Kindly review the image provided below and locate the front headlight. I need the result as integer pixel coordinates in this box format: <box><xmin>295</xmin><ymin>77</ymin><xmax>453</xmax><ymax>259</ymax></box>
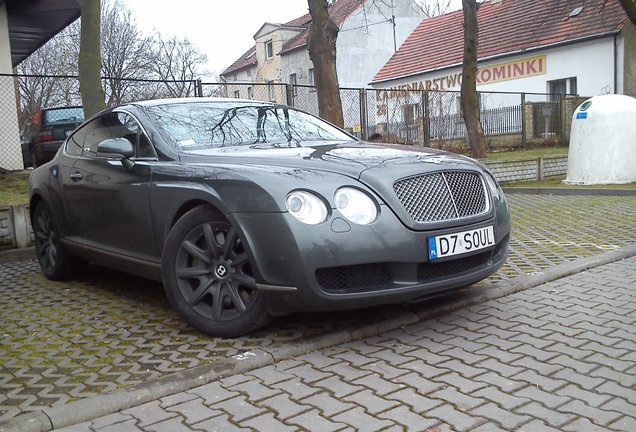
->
<box><xmin>334</xmin><ymin>187</ymin><xmax>378</xmax><ymax>225</ymax></box>
<box><xmin>286</xmin><ymin>191</ymin><xmax>328</xmax><ymax>225</ymax></box>
<box><xmin>484</xmin><ymin>172</ymin><xmax>501</xmax><ymax>200</ymax></box>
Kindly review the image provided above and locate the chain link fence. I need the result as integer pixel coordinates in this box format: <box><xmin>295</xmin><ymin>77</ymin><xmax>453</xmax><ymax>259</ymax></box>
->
<box><xmin>1</xmin><ymin>73</ymin><xmax>584</xmax><ymax>172</ymax></box>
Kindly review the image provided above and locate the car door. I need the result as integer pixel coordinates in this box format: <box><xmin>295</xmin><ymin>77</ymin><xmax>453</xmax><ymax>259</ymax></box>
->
<box><xmin>62</xmin><ymin>111</ymin><xmax>159</xmax><ymax>262</ymax></box>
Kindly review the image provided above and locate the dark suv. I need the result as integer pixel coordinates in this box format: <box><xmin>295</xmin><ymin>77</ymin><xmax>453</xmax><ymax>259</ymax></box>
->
<box><xmin>23</xmin><ymin>106</ymin><xmax>84</xmax><ymax>167</ymax></box>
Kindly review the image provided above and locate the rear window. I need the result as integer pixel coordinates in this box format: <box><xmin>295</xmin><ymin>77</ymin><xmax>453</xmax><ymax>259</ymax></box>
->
<box><xmin>43</xmin><ymin>108</ymin><xmax>85</xmax><ymax>125</ymax></box>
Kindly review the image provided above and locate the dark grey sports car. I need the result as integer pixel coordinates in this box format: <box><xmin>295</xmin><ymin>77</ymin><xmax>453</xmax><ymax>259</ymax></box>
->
<box><xmin>28</xmin><ymin>98</ymin><xmax>510</xmax><ymax>337</ymax></box>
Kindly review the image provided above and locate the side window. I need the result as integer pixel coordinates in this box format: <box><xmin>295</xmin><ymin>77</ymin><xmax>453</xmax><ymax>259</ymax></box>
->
<box><xmin>65</xmin><ymin>112</ymin><xmax>155</xmax><ymax>159</ymax></box>
<box><xmin>66</xmin><ymin>123</ymin><xmax>90</xmax><ymax>156</ymax></box>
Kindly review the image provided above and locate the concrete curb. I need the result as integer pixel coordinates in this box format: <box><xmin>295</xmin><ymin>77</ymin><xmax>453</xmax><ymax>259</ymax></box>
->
<box><xmin>1</xmin><ymin>244</ymin><xmax>636</xmax><ymax>432</ymax></box>
<box><xmin>0</xmin><ymin>246</ymin><xmax>35</xmax><ymax>264</ymax></box>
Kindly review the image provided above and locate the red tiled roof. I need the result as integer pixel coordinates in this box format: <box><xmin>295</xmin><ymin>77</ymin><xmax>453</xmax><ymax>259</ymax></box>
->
<box><xmin>222</xmin><ymin>0</ymin><xmax>366</xmax><ymax>76</ymax></box>
<box><xmin>373</xmin><ymin>0</ymin><xmax>627</xmax><ymax>83</ymax></box>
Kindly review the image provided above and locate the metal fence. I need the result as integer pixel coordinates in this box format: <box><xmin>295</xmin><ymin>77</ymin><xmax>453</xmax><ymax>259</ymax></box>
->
<box><xmin>1</xmin><ymin>73</ymin><xmax>585</xmax><ymax>172</ymax></box>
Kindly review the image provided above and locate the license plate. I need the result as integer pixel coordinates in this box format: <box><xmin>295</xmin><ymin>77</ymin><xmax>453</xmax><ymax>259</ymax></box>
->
<box><xmin>428</xmin><ymin>226</ymin><xmax>495</xmax><ymax>260</ymax></box>
<box><xmin>65</xmin><ymin>130</ymin><xmax>72</xmax><ymax>137</ymax></box>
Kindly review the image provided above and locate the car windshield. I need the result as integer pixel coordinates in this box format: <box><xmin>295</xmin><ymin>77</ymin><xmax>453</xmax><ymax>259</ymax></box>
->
<box><xmin>145</xmin><ymin>102</ymin><xmax>354</xmax><ymax>152</ymax></box>
<box><xmin>43</xmin><ymin>107</ymin><xmax>84</xmax><ymax>125</ymax></box>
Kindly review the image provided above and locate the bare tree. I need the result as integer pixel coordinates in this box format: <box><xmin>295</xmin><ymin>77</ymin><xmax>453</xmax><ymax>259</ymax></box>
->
<box><xmin>149</xmin><ymin>34</ymin><xmax>208</xmax><ymax>98</ymax></box>
<box><xmin>415</xmin><ymin>0</ymin><xmax>453</xmax><ymax>17</ymax></box>
<box><xmin>460</xmin><ymin>0</ymin><xmax>486</xmax><ymax>158</ymax></box>
<box><xmin>101</xmin><ymin>0</ymin><xmax>155</xmax><ymax>105</ymax></box>
<box><xmin>16</xmin><ymin>24</ymin><xmax>81</xmax><ymax>129</ymax></box>
<box><xmin>78</xmin><ymin>0</ymin><xmax>106</xmax><ymax>117</ymax></box>
<box><xmin>307</xmin><ymin>0</ymin><xmax>345</xmax><ymax>128</ymax></box>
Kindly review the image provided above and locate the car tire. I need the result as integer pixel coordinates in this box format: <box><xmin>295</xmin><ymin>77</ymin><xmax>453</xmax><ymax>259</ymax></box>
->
<box><xmin>32</xmin><ymin>201</ymin><xmax>88</xmax><ymax>280</ymax></box>
<box><xmin>162</xmin><ymin>206</ymin><xmax>274</xmax><ymax>337</ymax></box>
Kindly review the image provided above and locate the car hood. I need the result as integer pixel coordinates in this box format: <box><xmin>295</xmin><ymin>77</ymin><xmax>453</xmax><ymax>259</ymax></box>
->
<box><xmin>179</xmin><ymin>141</ymin><xmax>481</xmax><ymax>180</ymax></box>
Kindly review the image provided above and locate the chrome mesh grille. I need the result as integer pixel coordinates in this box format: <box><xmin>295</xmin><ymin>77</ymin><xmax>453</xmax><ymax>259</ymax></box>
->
<box><xmin>393</xmin><ymin>171</ymin><xmax>488</xmax><ymax>223</ymax></box>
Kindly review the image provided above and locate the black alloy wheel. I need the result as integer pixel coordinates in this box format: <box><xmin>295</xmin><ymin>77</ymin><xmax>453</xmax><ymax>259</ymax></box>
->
<box><xmin>32</xmin><ymin>201</ymin><xmax>87</xmax><ymax>280</ymax></box>
<box><xmin>162</xmin><ymin>206</ymin><xmax>273</xmax><ymax>337</ymax></box>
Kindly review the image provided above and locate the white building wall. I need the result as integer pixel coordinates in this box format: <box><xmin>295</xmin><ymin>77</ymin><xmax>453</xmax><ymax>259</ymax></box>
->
<box><xmin>371</xmin><ymin>36</ymin><xmax>620</xmax><ymax>98</ymax></box>
<box><xmin>336</xmin><ymin>0</ymin><xmax>426</xmax><ymax>88</ymax></box>
<box><xmin>0</xmin><ymin>3</ymin><xmax>23</xmax><ymax>171</ymax></box>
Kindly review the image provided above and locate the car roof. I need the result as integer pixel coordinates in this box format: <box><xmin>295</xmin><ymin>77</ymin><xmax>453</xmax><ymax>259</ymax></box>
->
<box><xmin>127</xmin><ymin>97</ymin><xmax>281</xmax><ymax>108</ymax></box>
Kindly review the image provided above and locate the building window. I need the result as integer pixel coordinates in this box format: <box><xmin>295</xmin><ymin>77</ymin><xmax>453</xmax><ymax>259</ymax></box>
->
<box><xmin>268</xmin><ymin>81</ymin><xmax>276</xmax><ymax>101</ymax></box>
<box><xmin>308</xmin><ymin>68</ymin><xmax>315</xmax><ymax>91</ymax></box>
<box><xmin>403</xmin><ymin>104</ymin><xmax>420</xmax><ymax>126</ymax></box>
<box><xmin>247</xmin><ymin>86</ymin><xmax>253</xmax><ymax>99</ymax></box>
<box><xmin>265</xmin><ymin>40</ymin><xmax>274</xmax><ymax>59</ymax></box>
<box><xmin>234</xmin><ymin>90</ymin><xmax>240</xmax><ymax>99</ymax></box>
<box><xmin>289</xmin><ymin>73</ymin><xmax>298</xmax><ymax>96</ymax></box>
<box><xmin>548</xmin><ymin>77</ymin><xmax>577</xmax><ymax>101</ymax></box>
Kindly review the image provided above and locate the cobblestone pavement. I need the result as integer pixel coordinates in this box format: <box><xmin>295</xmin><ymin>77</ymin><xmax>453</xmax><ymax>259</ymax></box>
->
<box><xmin>55</xmin><ymin>254</ymin><xmax>636</xmax><ymax>432</ymax></box>
<box><xmin>1</xmin><ymin>194</ymin><xmax>635</xmax><ymax>428</ymax></box>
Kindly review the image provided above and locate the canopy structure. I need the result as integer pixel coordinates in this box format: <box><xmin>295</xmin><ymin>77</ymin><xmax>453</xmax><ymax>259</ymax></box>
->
<box><xmin>5</xmin><ymin>0</ymin><xmax>81</xmax><ymax>68</ymax></box>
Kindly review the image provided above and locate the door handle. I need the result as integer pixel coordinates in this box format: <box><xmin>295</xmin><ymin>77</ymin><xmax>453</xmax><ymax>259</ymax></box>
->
<box><xmin>70</xmin><ymin>172</ymin><xmax>83</xmax><ymax>181</ymax></box>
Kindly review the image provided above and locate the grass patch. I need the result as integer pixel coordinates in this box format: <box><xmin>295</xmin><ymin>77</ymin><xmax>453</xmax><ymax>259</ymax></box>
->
<box><xmin>0</xmin><ymin>172</ymin><xmax>30</xmax><ymax>206</ymax></box>
<box><xmin>502</xmin><ymin>175</ymin><xmax>636</xmax><ymax>189</ymax></box>
<box><xmin>479</xmin><ymin>146</ymin><xmax>569</xmax><ymax>162</ymax></box>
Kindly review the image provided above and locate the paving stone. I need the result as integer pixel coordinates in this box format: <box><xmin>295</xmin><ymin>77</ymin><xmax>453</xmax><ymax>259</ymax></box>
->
<box><xmin>96</xmin><ymin>419</ymin><xmax>146</xmax><ymax>432</ymax></box>
<box><xmin>121</xmin><ymin>400</ymin><xmax>179</xmax><ymax>427</ymax></box>
<box><xmin>192</xmin><ymin>413</ymin><xmax>251</xmax><ymax>432</ymax></box>
<box><xmin>342</xmin><ymin>388</ymin><xmax>400</xmax><ymax>414</ymax></box>
<box><xmin>286</xmin><ymin>408</ymin><xmax>348</xmax><ymax>432</ymax></box>
<box><xmin>470</xmin><ymin>402</ymin><xmax>533</xmax><ymax>430</ymax></box>
<box><xmin>513</xmin><ymin>385</ymin><xmax>572</xmax><ymax>409</ymax></box>
<box><xmin>560</xmin><ymin>417</ymin><xmax>610</xmax><ymax>432</ymax></box>
<box><xmin>514</xmin><ymin>401</ymin><xmax>579</xmax><ymax>428</ymax></box>
<box><xmin>270</xmin><ymin>377</ymin><xmax>321</xmax><ymax>400</ymax></box>
<box><xmin>164</xmin><ymin>398</ymin><xmax>222</xmax><ymax>425</ymax></box>
<box><xmin>331</xmin><ymin>406</ymin><xmax>393</xmax><ymax>431</ymax></box>
<box><xmin>607</xmin><ymin>415</ymin><xmax>636</xmax><ymax>432</ymax></box>
<box><xmin>393</xmin><ymin>372</ymin><xmax>445</xmax><ymax>395</ymax></box>
<box><xmin>384</xmin><ymin>387</ymin><xmax>443</xmax><ymax>412</ymax></box>
<box><xmin>426</xmin><ymin>404</ymin><xmax>486</xmax><ymax>432</ymax></box>
<box><xmin>430</xmin><ymin>385</ymin><xmax>486</xmax><ymax>411</ymax></box>
<box><xmin>257</xmin><ymin>392</ymin><xmax>310</xmax><ymax>420</ymax></box>
<box><xmin>188</xmin><ymin>381</ymin><xmax>241</xmax><ymax>405</ymax></box>
<box><xmin>377</xmin><ymin>405</ymin><xmax>441</xmax><ymax>432</ymax></box>
<box><xmin>322</xmin><ymin>361</ymin><xmax>372</xmax><ymax>381</ymax></box>
<box><xmin>471</xmin><ymin>386</ymin><xmax>531</xmax><ymax>410</ymax></box>
<box><xmin>238</xmin><ymin>412</ymin><xmax>298</xmax><ymax>432</ymax></box>
<box><xmin>351</xmin><ymin>372</ymin><xmax>405</xmax><ymax>396</ymax></box>
<box><xmin>212</xmin><ymin>395</ymin><xmax>266</xmax><ymax>422</ymax></box>
<box><xmin>558</xmin><ymin>399</ymin><xmax>623</xmax><ymax>426</ymax></box>
<box><xmin>433</xmin><ymin>371</ymin><xmax>488</xmax><ymax>394</ymax></box>
<box><xmin>313</xmin><ymin>375</ymin><xmax>366</xmax><ymax>399</ymax></box>
<box><xmin>472</xmin><ymin>371</ymin><xmax>527</xmax><ymax>393</ymax></box>
<box><xmin>514</xmin><ymin>419</ymin><xmax>564</xmax><ymax>432</ymax></box>
<box><xmin>301</xmin><ymin>392</ymin><xmax>357</xmax><ymax>417</ymax></box>
<box><xmin>225</xmin><ymin>377</ymin><xmax>283</xmax><ymax>402</ymax></box>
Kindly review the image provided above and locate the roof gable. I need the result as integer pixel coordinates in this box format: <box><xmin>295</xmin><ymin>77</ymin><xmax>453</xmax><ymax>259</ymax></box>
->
<box><xmin>222</xmin><ymin>0</ymin><xmax>366</xmax><ymax>76</ymax></box>
<box><xmin>373</xmin><ymin>0</ymin><xmax>627</xmax><ymax>83</ymax></box>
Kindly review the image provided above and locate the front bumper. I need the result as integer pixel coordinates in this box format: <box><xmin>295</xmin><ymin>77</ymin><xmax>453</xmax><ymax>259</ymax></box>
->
<box><xmin>230</xmin><ymin>200</ymin><xmax>510</xmax><ymax>316</ymax></box>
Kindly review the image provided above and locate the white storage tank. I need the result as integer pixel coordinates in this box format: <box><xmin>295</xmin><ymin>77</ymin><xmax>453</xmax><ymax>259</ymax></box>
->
<box><xmin>565</xmin><ymin>94</ymin><xmax>636</xmax><ymax>185</ymax></box>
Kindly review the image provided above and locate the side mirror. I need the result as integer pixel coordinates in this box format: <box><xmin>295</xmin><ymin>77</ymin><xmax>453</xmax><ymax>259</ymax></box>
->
<box><xmin>97</xmin><ymin>137</ymin><xmax>134</xmax><ymax>158</ymax></box>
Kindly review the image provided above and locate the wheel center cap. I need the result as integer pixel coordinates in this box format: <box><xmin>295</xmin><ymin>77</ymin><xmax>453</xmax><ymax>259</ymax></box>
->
<box><xmin>215</xmin><ymin>264</ymin><xmax>228</xmax><ymax>278</ymax></box>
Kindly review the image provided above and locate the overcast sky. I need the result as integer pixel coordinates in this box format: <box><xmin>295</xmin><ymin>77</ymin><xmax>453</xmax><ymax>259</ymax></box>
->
<box><xmin>123</xmin><ymin>0</ymin><xmax>462</xmax><ymax>80</ymax></box>
<box><xmin>124</xmin><ymin>0</ymin><xmax>311</xmax><ymax>79</ymax></box>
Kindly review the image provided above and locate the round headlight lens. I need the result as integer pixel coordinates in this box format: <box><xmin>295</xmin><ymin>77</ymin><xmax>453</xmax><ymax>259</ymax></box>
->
<box><xmin>334</xmin><ymin>187</ymin><xmax>378</xmax><ymax>225</ymax></box>
<box><xmin>285</xmin><ymin>191</ymin><xmax>328</xmax><ymax>225</ymax></box>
